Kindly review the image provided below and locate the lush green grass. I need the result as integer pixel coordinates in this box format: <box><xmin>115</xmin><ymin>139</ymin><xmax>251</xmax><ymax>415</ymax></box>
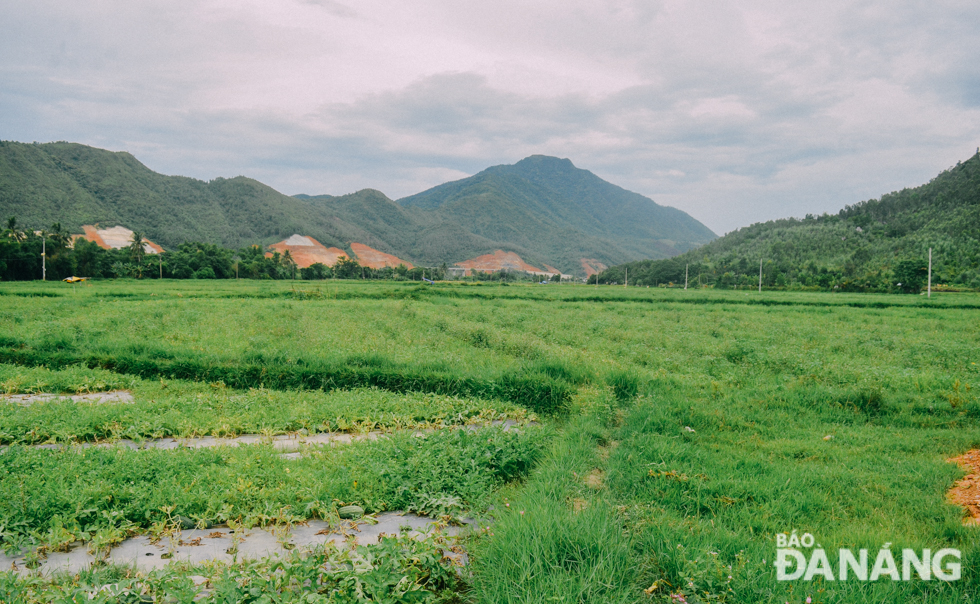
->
<box><xmin>0</xmin><ymin>424</ymin><xmax>544</xmax><ymax>552</ymax></box>
<box><xmin>0</xmin><ymin>364</ymin><xmax>533</xmax><ymax>445</ymax></box>
<box><xmin>471</xmin><ymin>387</ymin><xmax>639</xmax><ymax>604</ymax></box>
<box><xmin>1</xmin><ymin>279</ymin><xmax>979</xmax><ymax>602</ymax></box>
<box><xmin>0</xmin><ymin>281</ymin><xmax>583</xmax><ymax>413</ymax></box>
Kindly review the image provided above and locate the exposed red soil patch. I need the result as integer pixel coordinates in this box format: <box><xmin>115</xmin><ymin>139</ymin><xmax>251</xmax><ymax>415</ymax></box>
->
<box><xmin>947</xmin><ymin>450</ymin><xmax>980</xmax><ymax>525</ymax></box>
<box><xmin>80</xmin><ymin>226</ymin><xmax>108</xmax><ymax>249</ymax></box>
<box><xmin>266</xmin><ymin>234</ymin><xmax>348</xmax><ymax>268</ymax></box>
<box><xmin>350</xmin><ymin>242</ymin><xmax>414</xmax><ymax>269</ymax></box>
<box><xmin>455</xmin><ymin>250</ymin><xmax>545</xmax><ymax>273</ymax></box>
<box><xmin>543</xmin><ymin>264</ymin><xmax>561</xmax><ymax>274</ymax></box>
<box><xmin>581</xmin><ymin>258</ymin><xmax>607</xmax><ymax>277</ymax></box>
<box><xmin>74</xmin><ymin>225</ymin><xmax>164</xmax><ymax>254</ymax></box>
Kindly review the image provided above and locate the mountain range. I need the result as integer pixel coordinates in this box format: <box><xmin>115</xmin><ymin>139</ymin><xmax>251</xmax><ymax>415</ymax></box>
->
<box><xmin>0</xmin><ymin>141</ymin><xmax>715</xmax><ymax>276</ymax></box>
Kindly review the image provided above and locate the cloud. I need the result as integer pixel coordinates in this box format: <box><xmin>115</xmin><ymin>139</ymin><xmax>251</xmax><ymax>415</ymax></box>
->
<box><xmin>298</xmin><ymin>0</ymin><xmax>357</xmax><ymax>18</ymax></box>
<box><xmin>1</xmin><ymin>0</ymin><xmax>979</xmax><ymax>233</ymax></box>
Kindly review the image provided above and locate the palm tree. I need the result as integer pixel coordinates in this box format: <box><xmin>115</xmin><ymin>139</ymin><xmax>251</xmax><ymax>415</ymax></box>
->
<box><xmin>129</xmin><ymin>231</ymin><xmax>145</xmax><ymax>261</ymax></box>
<box><xmin>281</xmin><ymin>250</ymin><xmax>297</xmax><ymax>279</ymax></box>
<box><xmin>5</xmin><ymin>217</ymin><xmax>23</xmax><ymax>242</ymax></box>
<box><xmin>129</xmin><ymin>231</ymin><xmax>146</xmax><ymax>278</ymax></box>
<box><xmin>48</xmin><ymin>223</ymin><xmax>68</xmax><ymax>250</ymax></box>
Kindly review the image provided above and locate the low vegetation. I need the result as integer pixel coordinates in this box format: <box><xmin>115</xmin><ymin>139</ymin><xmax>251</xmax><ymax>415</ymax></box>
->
<box><xmin>0</xmin><ymin>365</ymin><xmax>534</xmax><ymax>445</ymax></box>
<box><xmin>1</xmin><ymin>279</ymin><xmax>978</xmax><ymax>602</ymax></box>
<box><xmin>0</xmin><ymin>423</ymin><xmax>542</xmax><ymax>547</ymax></box>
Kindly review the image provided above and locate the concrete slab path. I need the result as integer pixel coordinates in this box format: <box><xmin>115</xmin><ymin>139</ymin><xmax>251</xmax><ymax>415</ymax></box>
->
<box><xmin>0</xmin><ymin>513</ymin><xmax>468</xmax><ymax>576</ymax></box>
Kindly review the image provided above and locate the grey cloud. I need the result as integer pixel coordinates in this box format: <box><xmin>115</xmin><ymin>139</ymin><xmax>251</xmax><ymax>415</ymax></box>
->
<box><xmin>298</xmin><ymin>0</ymin><xmax>357</xmax><ymax>18</ymax></box>
<box><xmin>2</xmin><ymin>1</ymin><xmax>979</xmax><ymax>234</ymax></box>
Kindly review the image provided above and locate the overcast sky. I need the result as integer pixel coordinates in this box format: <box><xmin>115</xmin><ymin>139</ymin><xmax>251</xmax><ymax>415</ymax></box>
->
<box><xmin>2</xmin><ymin>1</ymin><xmax>979</xmax><ymax>234</ymax></box>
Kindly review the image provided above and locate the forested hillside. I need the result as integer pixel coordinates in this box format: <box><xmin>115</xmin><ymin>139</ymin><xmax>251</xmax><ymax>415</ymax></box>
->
<box><xmin>297</xmin><ymin>190</ymin><xmax>510</xmax><ymax>268</ymax></box>
<box><xmin>0</xmin><ymin>141</ymin><xmax>376</xmax><ymax>251</ymax></box>
<box><xmin>399</xmin><ymin>155</ymin><xmax>716</xmax><ymax>269</ymax></box>
<box><xmin>597</xmin><ymin>150</ymin><xmax>980</xmax><ymax>292</ymax></box>
<box><xmin>0</xmin><ymin>141</ymin><xmax>715</xmax><ymax>276</ymax></box>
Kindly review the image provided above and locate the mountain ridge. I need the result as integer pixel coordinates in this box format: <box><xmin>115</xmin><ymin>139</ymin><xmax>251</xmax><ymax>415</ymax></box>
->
<box><xmin>0</xmin><ymin>140</ymin><xmax>715</xmax><ymax>276</ymax></box>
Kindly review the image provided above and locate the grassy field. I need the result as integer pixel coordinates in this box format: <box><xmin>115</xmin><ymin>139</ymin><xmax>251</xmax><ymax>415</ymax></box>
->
<box><xmin>1</xmin><ymin>279</ymin><xmax>979</xmax><ymax>603</ymax></box>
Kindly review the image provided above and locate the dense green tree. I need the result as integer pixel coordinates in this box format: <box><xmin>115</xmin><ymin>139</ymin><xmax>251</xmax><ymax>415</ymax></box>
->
<box><xmin>72</xmin><ymin>238</ymin><xmax>111</xmax><ymax>278</ymax></box>
<box><xmin>300</xmin><ymin>263</ymin><xmax>331</xmax><ymax>280</ymax></box>
<box><xmin>893</xmin><ymin>259</ymin><xmax>928</xmax><ymax>293</ymax></box>
<box><xmin>333</xmin><ymin>256</ymin><xmax>362</xmax><ymax>280</ymax></box>
<box><xmin>128</xmin><ymin>231</ymin><xmax>146</xmax><ymax>278</ymax></box>
<box><xmin>228</xmin><ymin>246</ymin><xmax>295</xmax><ymax>280</ymax></box>
<box><xmin>163</xmin><ymin>242</ymin><xmax>234</xmax><ymax>279</ymax></box>
<box><xmin>5</xmin><ymin>217</ymin><xmax>23</xmax><ymax>242</ymax></box>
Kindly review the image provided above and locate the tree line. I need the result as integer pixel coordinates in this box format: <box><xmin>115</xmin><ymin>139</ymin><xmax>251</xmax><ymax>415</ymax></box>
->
<box><xmin>593</xmin><ymin>247</ymin><xmax>961</xmax><ymax>294</ymax></box>
<box><xmin>0</xmin><ymin>217</ymin><xmax>504</xmax><ymax>282</ymax></box>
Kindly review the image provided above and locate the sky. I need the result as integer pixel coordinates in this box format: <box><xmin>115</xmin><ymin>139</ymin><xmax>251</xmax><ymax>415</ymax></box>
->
<box><xmin>2</xmin><ymin>0</ymin><xmax>979</xmax><ymax>234</ymax></box>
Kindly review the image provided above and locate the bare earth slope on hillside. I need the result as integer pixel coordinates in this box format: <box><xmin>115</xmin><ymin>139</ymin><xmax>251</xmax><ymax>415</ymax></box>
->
<box><xmin>75</xmin><ymin>225</ymin><xmax>164</xmax><ymax>254</ymax></box>
<box><xmin>455</xmin><ymin>250</ymin><xmax>551</xmax><ymax>274</ymax></box>
<box><xmin>267</xmin><ymin>235</ymin><xmax>348</xmax><ymax>268</ymax></box>
<box><xmin>350</xmin><ymin>242</ymin><xmax>414</xmax><ymax>269</ymax></box>
<box><xmin>580</xmin><ymin>259</ymin><xmax>608</xmax><ymax>277</ymax></box>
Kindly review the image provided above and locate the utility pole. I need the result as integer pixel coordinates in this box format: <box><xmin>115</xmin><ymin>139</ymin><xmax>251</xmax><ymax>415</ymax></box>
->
<box><xmin>159</xmin><ymin>254</ymin><xmax>163</xmax><ymax>279</ymax></box>
<box><xmin>758</xmin><ymin>258</ymin><xmax>763</xmax><ymax>293</ymax></box>
<box><xmin>624</xmin><ymin>267</ymin><xmax>628</xmax><ymax>288</ymax></box>
<box><xmin>928</xmin><ymin>248</ymin><xmax>932</xmax><ymax>298</ymax></box>
<box><xmin>41</xmin><ymin>234</ymin><xmax>46</xmax><ymax>281</ymax></box>
<box><xmin>685</xmin><ymin>264</ymin><xmax>689</xmax><ymax>290</ymax></box>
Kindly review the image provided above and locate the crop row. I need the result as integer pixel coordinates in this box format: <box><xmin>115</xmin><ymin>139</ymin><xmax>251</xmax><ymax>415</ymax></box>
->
<box><xmin>5</xmin><ymin>279</ymin><xmax>980</xmax><ymax>309</ymax></box>
<box><xmin>0</xmin><ymin>364</ymin><xmax>533</xmax><ymax>445</ymax></box>
<box><xmin>0</xmin><ymin>424</ymin><xmax>544</xmax><ymax>551</ymax></box>
<box><xmin>0</xmin><ymin>346</ymin><xmax>571</xmax><ymax>414</ymax></box>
